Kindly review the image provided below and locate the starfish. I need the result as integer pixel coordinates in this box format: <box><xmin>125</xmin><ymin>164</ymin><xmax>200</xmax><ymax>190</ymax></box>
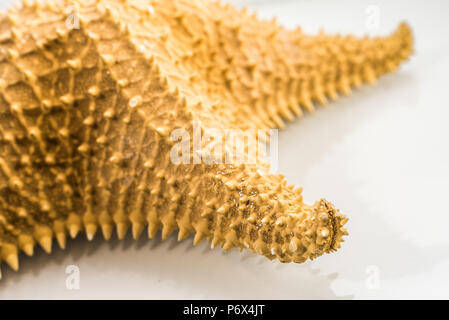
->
<box><xmin>0</xmin><ymin>0</ymin><xmax>413</xmax><ymax>277</ymax></box>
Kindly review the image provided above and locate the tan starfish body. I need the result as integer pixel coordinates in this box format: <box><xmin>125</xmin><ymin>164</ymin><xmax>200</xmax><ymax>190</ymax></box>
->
<box><xmin>0</xmin><ymin>0</ymin><xmax>412</xmax><ymax>277</ymax></box>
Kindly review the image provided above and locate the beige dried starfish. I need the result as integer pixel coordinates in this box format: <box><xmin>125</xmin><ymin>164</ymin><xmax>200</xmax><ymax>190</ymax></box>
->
<box><xmin>0</xmin><ymin>0</ymin><xmax>413</xmax><ymax>277</ymax></box>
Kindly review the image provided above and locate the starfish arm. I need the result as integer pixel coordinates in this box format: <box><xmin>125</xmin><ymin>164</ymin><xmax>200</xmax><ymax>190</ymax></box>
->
<box><xmin>172</xmin><ymin>162</ymin><xmax>348</xmax><ymax>263</ymax></box>
<box><xmin>296</xmin><ymin>22</ymin><xmax>414</xmax><ymax>103</ymax></box>
<box><xmin>122</xmin><ymin>0</ymin><xmax>413</xmax><ymax>130</ymax></box>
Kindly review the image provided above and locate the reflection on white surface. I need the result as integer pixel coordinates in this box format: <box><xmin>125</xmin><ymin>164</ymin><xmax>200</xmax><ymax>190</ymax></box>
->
<box><xmin>0</xmin><ymin>0</ymin><xmax>448</xmax><ymax>299</ymax></box>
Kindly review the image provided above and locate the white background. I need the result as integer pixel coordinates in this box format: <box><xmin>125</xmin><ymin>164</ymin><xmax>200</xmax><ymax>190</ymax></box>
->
<box><xmin>0</xmin><ymin>0</ymin><xmax>448</xmax><ymax>299</ymax></box>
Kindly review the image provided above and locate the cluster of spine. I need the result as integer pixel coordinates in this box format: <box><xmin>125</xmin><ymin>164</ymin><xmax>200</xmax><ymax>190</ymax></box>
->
<box><xmin>0</xmin><ymin>0</ymin><xmax>413</xmax><ymax>277</ymax></box>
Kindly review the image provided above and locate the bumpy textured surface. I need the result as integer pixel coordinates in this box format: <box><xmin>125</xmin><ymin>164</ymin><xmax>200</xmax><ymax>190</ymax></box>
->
<box><xmin>0</xmin><ymin>0</ymin><xmax>413</xmax><ymax>277</ymax></box>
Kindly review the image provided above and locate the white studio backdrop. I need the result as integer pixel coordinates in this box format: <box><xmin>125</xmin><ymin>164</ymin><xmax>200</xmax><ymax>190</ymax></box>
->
<box><xmin>0</xmin><ymin>0</ymin><xmax>448</xmax><ymax>299</ymax></box>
